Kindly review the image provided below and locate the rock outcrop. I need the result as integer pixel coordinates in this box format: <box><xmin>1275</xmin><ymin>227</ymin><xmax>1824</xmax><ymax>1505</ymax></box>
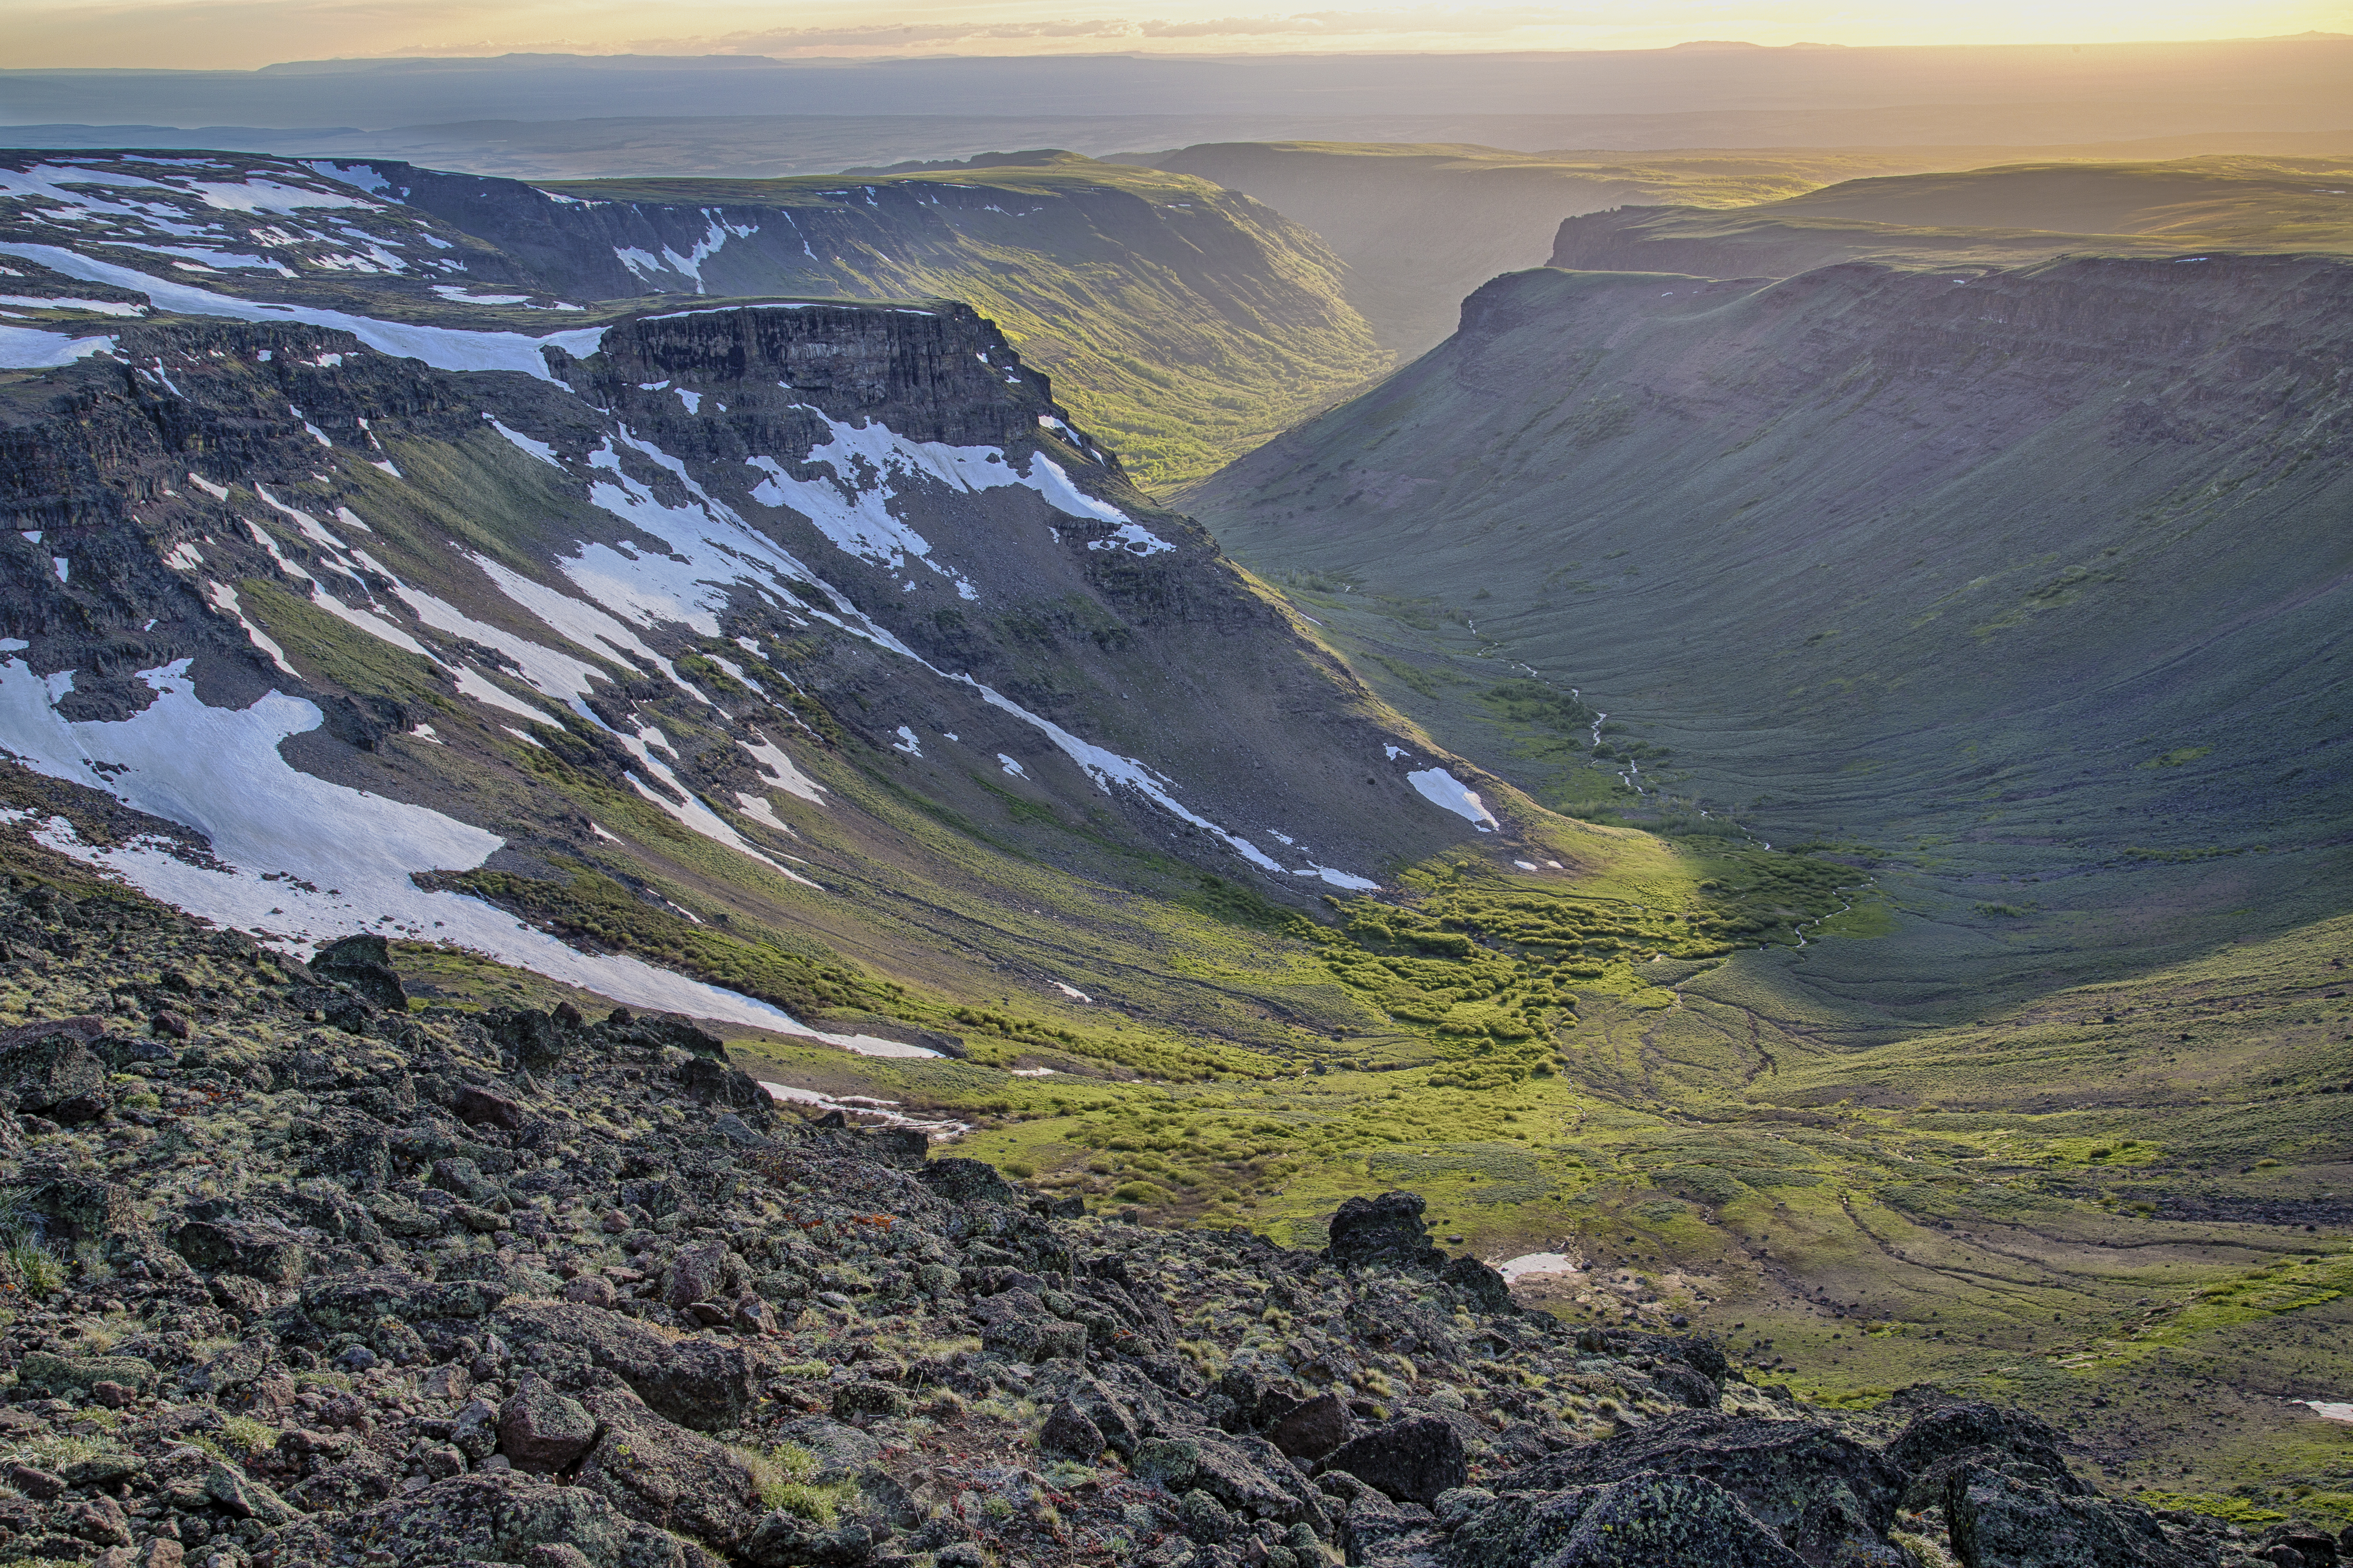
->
<box><xmin>0</xmin><ymin>870</ymin><xmax>2264</xmax><ymax>1568</ymax></box>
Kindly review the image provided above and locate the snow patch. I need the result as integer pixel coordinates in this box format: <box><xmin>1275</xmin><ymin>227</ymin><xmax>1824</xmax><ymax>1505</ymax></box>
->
<box><xmin>0</xmin><ymin>244</ymin><xmax>606</xmax><ymax>381</ymax></box>
<box><xmin>1408</xmin><ymin>768</ymin><xmax>1499</xmax><ymax>831</ymax></box>
<box><xmin>0</xmin><ymin>325</ymin><xmax>116</xmax><ymax>367</ymax></box>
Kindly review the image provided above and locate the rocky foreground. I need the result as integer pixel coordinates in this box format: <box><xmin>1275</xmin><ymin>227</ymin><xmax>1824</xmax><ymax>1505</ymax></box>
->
<box><xmin>0</xmin><ymin>868</ymin><xmax>2334</xmax><ymax>1568</ymax></box>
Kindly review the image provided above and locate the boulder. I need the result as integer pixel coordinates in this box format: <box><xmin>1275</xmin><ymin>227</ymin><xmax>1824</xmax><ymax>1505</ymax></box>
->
<box><xmin>1325</xmin><ymin>1192</ymin><xmax>1445</xmax><ymax>1271</ymax></box>
<box><xmin>170</xmin><ymin>1218</ymin><xmax>310</xmax><ymax>1284</ymax></box>
<box><xmin>310</xmin><ymin>933</ymin><xmax>408</xmax><ymax>1010</ymax></box>
<box><xmin>495</xmin><ymin>1299</ymin><xmax>760</xmax><ymax>1432</ymax></box>
<box><xmin>1039</xmin><ymin>1399</ymin><xmax>1106</xmax><ymax>1457</ymax></box>
<box><xmin>1269</xmin><ymin>1391</ymin><xmax>1353</xmax><ymax>1461</ymax></box>
<box><xmin>1318</xmin><ymin>1415</ymin><xmax>1466</xmax><ymax>1507</ymax></box>
<box><xmin>572</xmin><ymin>1385</ymin><xmax>763</xmax><ymax>1554</ymax></box>
<box><xmin>1451</xmin><ymin>1470</ymin><xmax>1809</xmax><ymax>1567</ymax></box>
<box><xmin>1945</xmin><ymin>1465</ymin><xmax>2203</xmax><ymax>1568</ymax></box>
<box><xmin>1502</xmin><ymin>1409</ymin><xmax>1904</xmax><ymax>1561</ymax></box>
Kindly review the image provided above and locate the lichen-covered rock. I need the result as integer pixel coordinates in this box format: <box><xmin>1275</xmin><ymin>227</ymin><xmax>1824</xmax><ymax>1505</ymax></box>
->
<box><xmin>1945</xmin><ymin>1465</ymin><xmax>2204</xmax><ymax>1568</ymax></box>
<box><xmin>572</xmin><ymin>1384</ymin><xmax>764</xmax><ymax>1554</ymax></box>
<box><xmin>1500</xmin><ymin>1410</ymin><xmax>1904</xmax><ymax>1563</ymax></box>
<box><xmin>501</xmin><ymin>1376</ymin><xmax>599</xmax><ymax>1472</ymax></box>
<box><xmin>1450</xmin><ymin>1470</ymin><xmax>1810</xmax><ymax>1567</ymax></box>
<box><xmin>494</xmin><ymin>1299</ymin><xmax>760</xmax><ymax>1432</ymax></box>
<box><xmin>1326</xmin><ymin>1191</ymin><xmax>1445</xmax><ymax>1272</ymax></box>
<box><xmin>1319</xmin><ymin>1415</ymin><xmax>1467</xmax><ymax>1507</ymax></box>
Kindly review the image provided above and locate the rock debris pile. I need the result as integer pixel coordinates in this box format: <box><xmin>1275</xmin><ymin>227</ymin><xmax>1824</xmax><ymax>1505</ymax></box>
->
<box><xmin>0</xmin><ymin>869</ymin><xmax>2308</xmax><ymax>1567</ymax></box>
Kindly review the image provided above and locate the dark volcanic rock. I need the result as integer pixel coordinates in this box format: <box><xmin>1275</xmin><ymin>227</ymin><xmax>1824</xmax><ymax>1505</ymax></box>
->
<box><xmin>1318</xmin><ymin>1414</ymin><xmax>1467</xmax><ymax>1506</ymax></box>
<box><xmin>1503</xmin><ymin>1410</ymin><xmax>1904</xmax><ymax>1565</ymax></box>
<box><xmin>1326</xmin><ymin>1190</ymin><xmax>1445</xmax><ymax>1271</ymax></box>
<box><xmin>1451</xmin><ymin>1470</ymin><xmax>1810</xmax><ymax>1567</ymax></box>
<box><xmin>1270</xmin><ymin>1390</ymin><xmax>1352</xmax><ymax>1460</ymax></box>
<box><xmin>1946</xmin><ymin>1464</ymin><xmax>2203</xmax><ymax>1568</ymax></box>
<box><xmin>495</xmin><ymin>1298</ymin><xmax>760</xmax><ymax>1432</ymax></box>
<box><xmin>310</xmin><ymin>932</ymin><xmax>409</xmax><ymax>1010</ymax></box>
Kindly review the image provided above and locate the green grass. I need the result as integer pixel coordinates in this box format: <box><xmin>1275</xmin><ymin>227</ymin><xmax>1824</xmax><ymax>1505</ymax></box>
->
<box><xmin>536</xmin><ymin>157</ymin><xmax>1390</xmax><ymax>492</ymax></box>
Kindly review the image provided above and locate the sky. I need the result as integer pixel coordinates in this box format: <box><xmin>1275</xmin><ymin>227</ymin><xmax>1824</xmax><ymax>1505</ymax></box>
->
<box><xmin>6</xmin><ymin>0</ymin><xmax>2351</xmax><ymax>70</ymax></box>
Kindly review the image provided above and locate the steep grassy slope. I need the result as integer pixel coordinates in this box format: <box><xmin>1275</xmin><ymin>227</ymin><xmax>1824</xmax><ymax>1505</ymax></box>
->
<box><xmin>1549</xmin><ymin>155</ymin><xmax>2353</xmax><ymax>278</ymax></box>
<box><xmin>384</xmin><ymin>152</ymin><xmax>1391</xmax><ymax>493</ymax></box>
<box><xmin>1191</xmin><ymin>255</ymin><xmax>2353</xmax><ymax>1017</ymax></box>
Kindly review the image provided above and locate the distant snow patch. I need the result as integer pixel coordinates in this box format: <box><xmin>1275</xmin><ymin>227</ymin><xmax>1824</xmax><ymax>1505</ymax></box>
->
<box><xmin>998</xmin><ymin>754</ymin><xmax>1025</xmax><ymax>778</ymax></box>
<box><xmin>486</xmin><ymin>415</ymin><xmax>561</xmax><ymax>466</ymax></box>
<box><xmin>891</xmin><ymin>726</ymin><xmax>923</xmax><ymax>756</ymax></box>
<box><xmin>1497</xmin><ymin>1253</ymin><xmax>1579</xmax><ymax>1281</ymax></box>
<box><xmin>0</xmin><ymin>325</ymin><xmax>116</xmax><ymax>367</ymax></box>
<box><xmin>1087</xmin><ymin>522</ymin><xmax>1175</xmax><ymax>557</ymax></box>
<box><xmin>1054</xmin><ymin>982</ymin><xmax>1092</xmax><ymax>1002</ymax></box>
<box><xmin>0</xmin><ymin>244</ymin><xmax>605</xmax><ymax>381</ymax></box>
<box><xmin>1408</xmin><ymin>768</ymin><xmax>1498</xmax><ymax>831</ymax></box>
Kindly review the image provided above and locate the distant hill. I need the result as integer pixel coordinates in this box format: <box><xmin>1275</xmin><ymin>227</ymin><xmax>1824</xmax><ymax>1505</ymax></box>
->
<box><xmin>1548</xmin><ymin>155</ymin><xmax>2353</xmax><ymax>276</ymax></box>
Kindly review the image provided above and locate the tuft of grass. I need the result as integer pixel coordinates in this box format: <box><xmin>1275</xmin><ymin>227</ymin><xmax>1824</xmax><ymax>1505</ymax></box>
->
<box><xmin>220</xmin><ymin>1416</ymin><xmax>278</xmax><ymax>1459</ymax></box>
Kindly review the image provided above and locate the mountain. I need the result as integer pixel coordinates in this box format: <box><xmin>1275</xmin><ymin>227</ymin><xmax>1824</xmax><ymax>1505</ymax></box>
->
<box><xmin>384</xmin><ymin>152</ymin><xmax>1390</xmax><ymax>491</ymax></box>
<box><xmin>1112</xmin><ymin>141</ymin><xmax>1969</xmax><ymax>357</ymax></box>
<box><xmin>1548</xmin><ymin>155</ymin><xmax>2353</xmax><ymax>278</ymax></box>
<box><xmin>0</xmin><ymin>150</ymin><xmax>1531</xmax><ymax>1056</ymax></box>
<box><xmin>1190</xmin><ymin>245</ymin><xmax>2353</xmax><ymax>1014</ymax></box>
<box><xmin>5</xmin><ymin>146</ymin><xmax>2353</xmax><ymax>1514</ymax></box>
<box><xmin>0</xmin><ymin>148</ymin><xmax>1388</xmax><ymax>493</ymax></box>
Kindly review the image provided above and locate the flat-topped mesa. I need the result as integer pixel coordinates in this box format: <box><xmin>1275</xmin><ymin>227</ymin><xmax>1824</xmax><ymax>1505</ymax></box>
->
<box><xmin>572</xmin><ymin>300</ymin><xmax>1121</xmax><ymax>470</ymax></box>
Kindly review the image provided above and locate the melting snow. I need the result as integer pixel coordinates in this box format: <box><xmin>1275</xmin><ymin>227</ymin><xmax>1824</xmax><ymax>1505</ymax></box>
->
<box><xmin>1497</xmin><ymin>1252</ymin><xmax>1580</xmax><ymax>1281</ymax></box>
<box><xmin>0</xmin><ymin>244</ymin><xmax>606</xmax><ymax>381</ymax></box>
<box><xmin>1087</xmin><ymin>522</ymin><xmax>1175</xmax><ymax>557</ymax></box>
<box><xmin>487</xmin><ymin>415</ymin><xmax>561</xmax><ymax>466</ymax></box>
<box><xmin>891</xmin><ymin>726</ymin><xmax>923</xmax><ymax>756</ymax></box>
<box><xmin>0</xmin><ymin>657</ymin><xmax>835</xmax><ymax>1030</ymax></box>
<box><xmin>0</xmin><ymin>325</ymin><xmax>117</xmax><ymax>367</ymax></box>
<box><xmin>760</xmin><ymin>1082</ymin><xmax>965</xmax><ymax>1131</ymax></box>
<box><xmin>1408</xmin><ymin>768</ymin><xmax>1499</xmax><ymax>831</ymax></box>
<box><xmin>998</xmin><ymin>754</ymin><xmax>1026</xmax><ymax>778</ymax></box>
